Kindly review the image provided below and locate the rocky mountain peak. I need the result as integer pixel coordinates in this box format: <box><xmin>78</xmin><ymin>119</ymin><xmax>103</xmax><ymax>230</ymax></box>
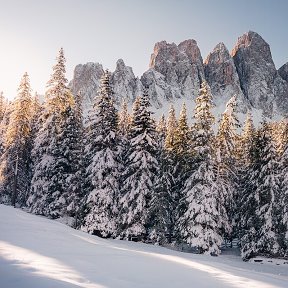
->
<box><xmin>69</xmin><ymin>62</ymin><xmax>104</xmax><ymax>111</ymax></box>
<box><xmin>204</xmin><ymin>42</ymin><xmax>246</xmax><ymax>111</ymax></box>
<box><xmin>231</xmin><ymin>31</ymin><xmax>273</xmax><ymax>65</ymax></box>
<box><xmin>178</xmin><ymin>39</ymin><xmax>202</xmax><ymax>62</ymax></box>
<box><xmin>149</xmin><ymin>41</ymin><xmax>179</xmax><ymax>71</ymax></box>
<box><xmin>111</xmin><ymin>59</ymin><xmax>142</xmax><ymax>105</ymax></box>
<box><xmin>204</xmin><ymin>42</ymin><xmax>230</xmax><ymax>65</ymax></box>
<box><xmin>144</xmin><ymin>39</ymin><xmax>205</xmax><ymax>107</ymax></box>
<box><xmin>231</xmin><ymin>31</ymin><xmax>288</xmax><ymax>116</ymax></box>
<box><xmin>278</xmin><ymin>62</ymin><xmax>288</xmax><ymax>82</ymax></box>
<box><xmin>115</xmin><ymin>58</ymin><xmax>127</xmax><ymax>70</ymax></box>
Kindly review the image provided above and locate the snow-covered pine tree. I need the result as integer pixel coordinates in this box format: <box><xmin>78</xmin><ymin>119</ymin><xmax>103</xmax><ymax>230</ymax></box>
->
<box><xmin>233</xmin><ymin>112</ymin><xmax>255</xmax><ymax>246</ymax></box>
<box><xmin>239</xmin><ymin>121</ymin><xmax>281</xmax><ymax>260</ymax></box>
<box><xmin>81</xmin><ymin>70</ymin><xmax>121</xmax><ymax>238</ymax></box>
<box><xmin>277</xmin><ymin>119</ymin><xmax>288</xmax><ymax>256</ymax></box>
<box><xmin>178</xmin><ymin>81</ymin><xmax>230</xmax><ymax>255</ymax></box>
<box><xmin>117</xmin><ymin>98</ymin><xmax>131</xmax><ymax>184</ymax></box>
<box><xmin>118</xmin><ymin>98</ymin><xmax>131</xmax><ymax>137</ymax></box>
<box><xmin>148</xmin><ymin>115</ymin><xmax>174</xmax><ymax>244</ymax></box>
<box><xmin>0</xmin><ymin>72</ymin><xmax>33</xmax><ymax>206</ymax></box>
<box><xmin>27</xmin><ymin>48</ymin><xmax>82</xmax><ymax>220</ymax></box>
<box><xmin>165</xmin><ymin>104</ymin><xmax>177</xmax><ymax>151</ymax></box>
<box><xmin>30</xmin><ymin>93</ymin><xmax>43</xmax><ymax>138</ymax></box>
<box><xmin>119</xmin><ymin>89</ymin><xmax>158</xmax><ymax>240</ymax></box>
<box><xmin>173</xmin><ymin>103</ymin><xmax>194</xmax><ymax>241</ymax></box>
<box><xmin>216</xmin><ymin>96</ymin><xmax>241</xmax><ymax>245</ymax></box>
<box><xmin>174</xmin><ymin>103</ymin><xmax>190</xmax><ymax>157</ymax></box>
<box><xmin>70</xmin><ymin>92</ymin><xmax>86</xmax><ymax>227</ymax></box>
<box><xmin>0</xmin><ymin>92</ymin><xmax>7</xmax><ymax>123</ymax></box>
<box><xmin>0</xmin><ymin>92</ymin><xmax>9</xmax><ymax>156</ymax></box>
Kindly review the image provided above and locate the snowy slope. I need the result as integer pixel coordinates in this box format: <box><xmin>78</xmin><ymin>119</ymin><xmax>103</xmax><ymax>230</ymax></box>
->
<box><xmin>0</xmin><ymin>204</ymin><xmax>287</xmax><ymax>288</ymax></box>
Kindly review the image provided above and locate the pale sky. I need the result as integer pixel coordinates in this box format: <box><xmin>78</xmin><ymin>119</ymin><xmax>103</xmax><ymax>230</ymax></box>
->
<box><xmin>0</xmin><ymin>0</ymin><xmax>287</xmax><ymax>99</ymax></box>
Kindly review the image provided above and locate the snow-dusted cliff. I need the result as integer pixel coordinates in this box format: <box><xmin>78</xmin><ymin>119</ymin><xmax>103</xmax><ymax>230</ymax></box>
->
<box><xmin>69</xmin><ymin>31</ymin><xmax>288</xmax><ymax>119</ymax></box>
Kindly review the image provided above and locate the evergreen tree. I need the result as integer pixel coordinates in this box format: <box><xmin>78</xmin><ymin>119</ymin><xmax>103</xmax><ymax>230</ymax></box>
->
<box><xmin>119</xmin><ymin>90</ymin><xmax>158</xmax><ymax>240</ymax></box>
<box><xmin>81</xmin><ymin>70</ymin><xmax>121</xmax><ymax>237</ymax></box>
<box><xmin>148</xmin><ymin>115</ymin><xmax>174</xmax><ymax>244</ymax></box>
<box><xmin>118</xmin><ymin>98</ymin><xmax>131</xmax><ymax>137</ymax></box>
<box><xmin>0</xmin><ymin>91</ymin><xmax>7</xmax><ymax>123</ymax></box>
<box><xmin>165</xmin><ymin>105</ymin><xmax>177</xmax><ymax>151</ymax></box>
<box><xmin>27</xmin><ymin>48</ymin><xmax>82</xmax><ymax>219</ymax></box>
<box><xmin>174</xmin><ymin>103</ymin><xmax>190</xmax><ymax>157</ymax></box>
<box><xmin>0</xmin><ymin>92</ymin><xmax>9</xmax><ymax>156</ymax></box>
<box><xmin>0</xmin><ymin>72</ymin><xmax>33</xmax><ymax>206</ymax></box>
<box><xmin>178</xmin><ymin>81</ymin><xmax>229</xmax><ymax>255</ymax></box>
<box><xmin>173</xmin><ymin>103</ymin><xmax>193</xmax><ymax>241</ymax></box>
<box><xmin>278</xmin><ymin>119</ymin><xmax>288</xmax><ymax>256</ymax></box>
<box><xmin>239</xmin><ymin>122</ymin><xmax>281</xmax><ymax>260</ymax></box>
<box><xmin>216</xmin><ymin>96</ymin><xmax>240</xmax><ymax>244</ymax></box>
<box><xmin>30</xmin><ymin>93</ymin><xmax>43</xmax><ymax>137</ymax></box>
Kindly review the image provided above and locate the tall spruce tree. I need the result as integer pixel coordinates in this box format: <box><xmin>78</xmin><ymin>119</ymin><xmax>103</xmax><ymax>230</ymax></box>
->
<box><xmin>165</xmin><ymin>104</ymin><xmax>177</xmax><ymax>151</ymax></box>
<box><xmin>81</xmin><ymin>70</ymin><xmax>121</xmax><ymax>237</ymax></box>
<box><xmin>276</xmin><ymin>120</ymin><xmax>288</xmax><ymax>256</ymax></box>
<box><xmin>118</xmin><ymin>98</ymin><xmax>131</xmax><ymax>137</ymax></box>
<box><xmin>173</xmin><ymin>103</ymin><xmax>193</xmax><ymax>240</ymax></box>
<box><xmin>178</xmin><ymin>81</ymin><xmax>230</xmax><ymax>255</ymax></box>
<box><xmin>148</xmin><ymin>115</ymin><xmax>174</xmax><ymax>244</ymax></box>
<box><xmin>216</xmin><ymin>96</ymin><xmax>240</xmax><ymax>244</ymax></box>
<box><xmin>239</xmin><ymin>121</ymin><xmax>281</xmax><ymax>260</ymax></box>
<box><xmin>27</xmin><ymin>48</ymin><xmax>82</xmax><ymax>219</ymax></box>
<box><xmin>119</xmin><ymin>90</ymin><xmax>158</xmax><ymax>240</ymax></box>
<box><xmin>158</xmin><ymin>106</ymin><xmax>181</xmax><ymax>243</ymax></box>
<box><xmin>0</xmin><ymin>72</ymin><xmax>33</xmax><ymax>206</ymax></box>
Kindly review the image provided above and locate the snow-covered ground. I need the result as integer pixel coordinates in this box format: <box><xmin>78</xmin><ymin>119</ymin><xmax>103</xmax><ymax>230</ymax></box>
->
<box><xmin>0</xmin><ymin>204</ymin><xmax>287</xmax><ymax>288</ymax></box>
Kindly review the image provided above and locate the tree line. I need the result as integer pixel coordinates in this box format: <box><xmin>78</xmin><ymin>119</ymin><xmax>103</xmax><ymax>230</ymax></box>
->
<box><xmin>0</xmin><ymin>49</ymin><xmax>287</xmax><ymax>260</ymax></box>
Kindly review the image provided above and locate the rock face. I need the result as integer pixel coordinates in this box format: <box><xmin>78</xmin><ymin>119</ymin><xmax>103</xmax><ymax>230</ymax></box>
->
<box><xmin>110</xmin><ymin>59</ymin><xmax>142</xmax><ymax>105</ymax></box>
<box><xmin>279</xmin><ymin>63</ymin><xmax>288</xmax><ymax>82</ymax></box>
<box><xmin>143</xmin><ymin>40</ymin><xmax>205</xmax><ymax>107</ymax></box>
<box><xmin>69</xmin><ymin>62</ymin><xmax>104</xmax><ymax>111</ymax></box>
<box><xmin>70</xmin><ymin>31</ymin><xmax>288</xmax><ymax>118</ymax></box>
<box><xmin>70</xmin><ymin>59</ymin><xmax>141</xmax><ymax>110</ymax></box>
<box><xmin>232</xmin><ymin>31</ymin><xmax>288</xmax><ymax>116</ymax></box>
<box><xmin>204</xmin><ymin>42</ymin><xmax>247</xmax><ymax>112</ymax></box>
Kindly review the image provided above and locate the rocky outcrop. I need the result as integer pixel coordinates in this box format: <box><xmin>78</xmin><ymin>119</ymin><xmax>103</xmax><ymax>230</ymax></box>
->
<box><xmin>204</xmin><ymin>42</ymin><xmax>247</xmax><ymax>112</ymax></box>
<box><xmin>69</xmin><ymin>62</ymin><xmax>104</xmax><ymax>111</ymax></box>
<box><xmin>111</xmin><ymin>59</ymin><xmax>142</xmax><ymax>105</ymax></box>
<box><xmin>232</xmin><ymin>31</ymin><xmax>288</xmax><ymax>116</ymax></box>
<box><xmin>70</xmin><ymin>59</ymin><xmax>141</xmax><ymax>110</ymax></box>
<box><xmin>144</xmin><ymin>39</ymin><xmax>205</xmax><ymax>107</ymax></box>
<box><xmin>278</xmin><ymin>62</ymin><xmax>288</xmax><ymax>82</ymax></box>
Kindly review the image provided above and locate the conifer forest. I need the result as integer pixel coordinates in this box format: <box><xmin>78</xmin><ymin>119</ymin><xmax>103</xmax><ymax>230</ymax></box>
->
<box><xmin>0</xmin><ymin>49</ymin><xmax>287</xmax><ymax>261</ymax></box>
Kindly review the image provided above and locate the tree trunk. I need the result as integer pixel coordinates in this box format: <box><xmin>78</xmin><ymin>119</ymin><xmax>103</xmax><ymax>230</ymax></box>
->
<box><xmin>12</xmin><ymin>155</ymin><xmax>19</xmax><ymax>208</ymax></box>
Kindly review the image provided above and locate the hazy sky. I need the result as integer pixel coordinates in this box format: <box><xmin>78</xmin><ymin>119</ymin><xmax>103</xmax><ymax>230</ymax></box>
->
<box><xmin>0</xmin><ymin>0</ymin><xmax>287</xmax><ymax>99</ymax></box>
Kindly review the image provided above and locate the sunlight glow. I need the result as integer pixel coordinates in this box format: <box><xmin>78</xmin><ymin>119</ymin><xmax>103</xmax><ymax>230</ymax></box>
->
<box><xmin>0</xmin><ymin>241</ymin><xmax>106</xmax><ymax>288</ymax></box>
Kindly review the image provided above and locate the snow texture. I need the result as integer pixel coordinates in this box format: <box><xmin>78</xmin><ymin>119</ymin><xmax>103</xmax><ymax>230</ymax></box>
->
<box><xmin>0</xmin><ymin>205</ymin><xmax>287</xmax><ymax>288</ymax></box>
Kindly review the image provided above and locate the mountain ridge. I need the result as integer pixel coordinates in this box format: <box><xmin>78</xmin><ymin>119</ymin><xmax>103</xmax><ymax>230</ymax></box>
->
<box><xmin>70</xmin><ymin>31</ymin><xmax>288</xmax><ymax>119</ymax></box>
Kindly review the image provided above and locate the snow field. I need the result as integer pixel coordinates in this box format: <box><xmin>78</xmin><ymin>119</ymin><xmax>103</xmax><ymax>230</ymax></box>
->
<box><xmin>0</xmin><ymin>204</ymin><xmax>287</xmax><ymax>288</ymax></box>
